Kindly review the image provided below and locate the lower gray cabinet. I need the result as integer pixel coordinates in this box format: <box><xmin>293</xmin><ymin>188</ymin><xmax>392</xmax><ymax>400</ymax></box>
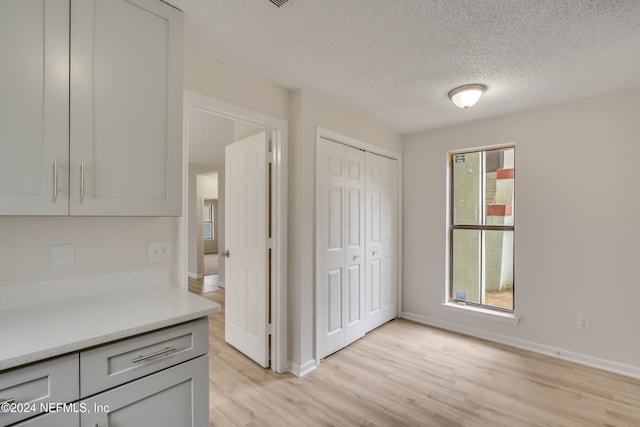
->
<box><xmin>0</xmin><ymin>318</ymin><xmax>209</xmax><ymax>427</ymax></box>
<box><xmin>0</xmin><ymin>354</ymin><xmax>79</xmax><ymax>426</ymax></box>
<box><xmin>80</xmin><ymin>355</ymin><xmax>208</xmax><ymax>427</ymax></box>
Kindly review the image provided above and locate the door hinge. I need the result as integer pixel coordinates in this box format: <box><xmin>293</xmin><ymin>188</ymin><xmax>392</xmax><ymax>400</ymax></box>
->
<box><xmin>267</xmin><ymin>151</ymin><xmax>275</xmax><ymax>163</ymax></box>
<box><xmin>267</xmin><ymin>323</ymin><xmax>273</xmax><ymax>334</ymax></box>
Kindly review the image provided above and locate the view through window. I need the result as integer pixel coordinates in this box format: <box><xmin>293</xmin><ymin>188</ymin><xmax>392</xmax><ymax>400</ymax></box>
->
<box><xmin>203</xmin><ymin>203</ymin><xmax>214</xmax><ymax>240</ymax></box>
<box><xmin>450</xmin><ymin>147</ymin><xmax>515</xmax><ymax>311</ymax></box>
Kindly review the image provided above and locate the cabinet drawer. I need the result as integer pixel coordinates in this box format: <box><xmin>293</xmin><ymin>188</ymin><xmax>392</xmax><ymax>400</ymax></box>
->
<box><xmin>12</xmin><ymin>410</ymin><xmax>77</xmax><ymax>427</ymax></box>
<box><xmin>80</xmin><ymin>354</ymin><xmax>208</xmax><ymax>427</ymax></box>
<box><xmin>80</xmin><ymin>318</ymin><xmax>208</xmax><ymax>398</ymax></box>
<box><xmin>0</xmin><ymin>354</ymin><xmax>79</xmax><ymax>426</ymax></box>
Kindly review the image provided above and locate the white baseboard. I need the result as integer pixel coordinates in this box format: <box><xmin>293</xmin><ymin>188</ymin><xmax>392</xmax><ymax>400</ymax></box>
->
<box><xmin>187</xmin><ymin>272</ymin><xmax>203</xmax><ymax>279</ymax></box>
<box><xmin>401</xmin><ymin>311</ymin><xmax>640</xmax><ymax>380</ymax></box>
<box><xmin>290</xmin><ymin>359</ymin><xmax>317</xmax><ymax>377</ymax></box>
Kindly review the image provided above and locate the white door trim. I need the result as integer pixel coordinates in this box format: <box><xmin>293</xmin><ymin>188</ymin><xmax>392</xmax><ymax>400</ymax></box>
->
<box><xmin>178</xmin><ymin>90</ymin><xmax>288</xmax><ymax>374</ymax></box>
<box><xmin>315</xmin><ymin>126</ymin><xmax>403</xmax><ymax>366</ymax></box>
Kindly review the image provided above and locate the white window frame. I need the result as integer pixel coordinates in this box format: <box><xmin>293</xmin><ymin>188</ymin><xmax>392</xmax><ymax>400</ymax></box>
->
<box><xmin>444</xmin><ymin>144</ymin><xmax>519</xmax><ymax>323</ymax></box>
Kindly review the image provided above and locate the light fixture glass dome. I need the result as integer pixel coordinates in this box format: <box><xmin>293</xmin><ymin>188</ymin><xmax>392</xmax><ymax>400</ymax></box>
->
<box><xmin>448</xmin><ymin>84</ymin><xmax>487</xmax><ymax>109</ymax></box>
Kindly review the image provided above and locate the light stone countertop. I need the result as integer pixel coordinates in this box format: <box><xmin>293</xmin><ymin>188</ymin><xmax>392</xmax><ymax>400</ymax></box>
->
<box><xmin>0</xmin><ymin>283</ymin><xmax>220</xmax><ymax>371</ymax></box>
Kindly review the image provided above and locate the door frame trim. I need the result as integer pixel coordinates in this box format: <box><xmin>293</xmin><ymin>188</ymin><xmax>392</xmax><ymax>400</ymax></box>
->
<box><xmin>314</xmin><ymin>126</ymin><xmax>403</xmax><ymax>366</ymax></box>
<box><xmin>178</xmin><ymin>90</ymin><xmax>288</xmax><ymax>374</ymax></box>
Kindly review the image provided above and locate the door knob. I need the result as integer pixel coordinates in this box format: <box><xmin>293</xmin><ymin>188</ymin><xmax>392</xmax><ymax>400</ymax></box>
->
<box><xmin>372</xmin><ymin>250</ymin><xmax>378</xmax><ymax>256</ymax></box>
<box><xmin>224</xmin><ymin>250</ymin><xmax>230</xmax><ymax>258</ymax></box>
<box><xmin>353</xmin><ymin>254</ymin><xmax>359</xmax><ymax>261</ymax></box>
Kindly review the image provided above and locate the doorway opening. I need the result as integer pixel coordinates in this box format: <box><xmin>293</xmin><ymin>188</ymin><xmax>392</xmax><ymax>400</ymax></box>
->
<box><xmin>178</xmin><ymin>91</ymin><xmax>288</xmax><ymax>373</ymax></box>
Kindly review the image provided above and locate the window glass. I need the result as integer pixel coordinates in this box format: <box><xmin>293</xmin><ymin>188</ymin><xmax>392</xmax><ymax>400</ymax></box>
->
<box><xmin>452</xmin><ymin>229</ymin><xmax>481</xmax><ymax>304</ymax></box>
<box><xmin>203</xmin><ymin>203</ymin><xmax>214</xmax><ymax>240</ymax></box>
<box><xmin>483</xmin><ymin>230</ymin><xmax>514</xmax><ymax>310</ymax></box>
<box><xmin>203</xmin><ymin>222</ymin><xmax>213</xmax><ymax>240</ymax></box>
<box><xmin>450</xmin><ymin>147</ymin><xmax>514</xmax><ymax>312</ymax></box>
<box><xmin>452</xmin><ymin>151</ymin><xmax>481</xmax><ymax>225</ymax></box>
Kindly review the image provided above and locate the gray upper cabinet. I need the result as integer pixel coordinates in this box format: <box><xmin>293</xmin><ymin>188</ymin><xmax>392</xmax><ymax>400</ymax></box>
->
<box><xmin>0</xmin><ymin>0</ymin><xmax>183</xmax><ymax>216</ymax></box>
<box><xmin>70</xmin><ymin>0</ymin><xmax>183</xmax><ymax>216</ymax></box>
<box><xmin>0</xmin><ymin>0</ymin><xmax>70</xmax><ymax>215</ymax></box>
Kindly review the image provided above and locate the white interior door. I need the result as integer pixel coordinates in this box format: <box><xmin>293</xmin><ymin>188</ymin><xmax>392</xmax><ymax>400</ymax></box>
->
<box><xmin>224</xmin><ymin>131</ymin><xmax>269</xmax><ymax>367</ymax></box>
<box><xmin>317</xmin><ymin>138</ymin><xmax>366</xmax><ymax>359</ymax></box>
<box><xmin>365</xmin><ymin>152</ymin><xmax>398</xmax><ymax>332</ymax></box>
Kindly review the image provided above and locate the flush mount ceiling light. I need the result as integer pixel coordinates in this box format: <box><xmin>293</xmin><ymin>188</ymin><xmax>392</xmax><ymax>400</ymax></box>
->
<box><xmin>448</xmin><ymin>84</ymin><xmax>487</xmax><ymax>109</ymax></box>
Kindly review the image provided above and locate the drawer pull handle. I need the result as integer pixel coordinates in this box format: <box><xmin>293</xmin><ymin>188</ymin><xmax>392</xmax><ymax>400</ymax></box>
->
<box><xmin>132</xmin><ymin>346</ymin><xmax>177</xmax><ymax>363</ymax></box>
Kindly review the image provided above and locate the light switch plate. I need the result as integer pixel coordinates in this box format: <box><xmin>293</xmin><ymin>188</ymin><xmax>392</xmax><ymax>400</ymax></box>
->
<box><xmin>52</xmin><ymin>244</ymin><xmax>75</xmax><ymax>271</ymax></box>
<box><xmin>147</xmin><ymin>240</ymin><xmax>171</xmax><ymax>263</ymax></box>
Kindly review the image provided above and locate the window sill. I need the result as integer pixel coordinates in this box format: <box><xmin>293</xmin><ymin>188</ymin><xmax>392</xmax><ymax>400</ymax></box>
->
<box><xmin>442</xmin><ymin>302</ymin><xmax>520</xmax><ymax>325</ymax></box>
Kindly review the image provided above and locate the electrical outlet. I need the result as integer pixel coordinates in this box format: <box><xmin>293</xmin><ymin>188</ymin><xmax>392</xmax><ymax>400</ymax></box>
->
<box><xmin>577</xmin><ymin>315</ymin><xmax>591</xmax><ymax>330</ymax></box>
<box><xmin>147</xmin><ymin>240</ymin><xmax>171</xmax><ymax>263</ymax></box>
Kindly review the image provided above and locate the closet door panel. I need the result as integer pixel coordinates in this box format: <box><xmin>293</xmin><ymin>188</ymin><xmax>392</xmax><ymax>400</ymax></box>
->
<box><xmin>317</xmin><ymin>139</ymin><xmax>365</xmax><ymax>359</ymax></box>
<box><xmin>318</xmin><ymin>142</ymin><xmax>347</xmax><ymax>357</ymax></box>
<box><xmin>365</xmin><ymin>152</ymin><xmax>398</xmax><ymax>332</ymax></box>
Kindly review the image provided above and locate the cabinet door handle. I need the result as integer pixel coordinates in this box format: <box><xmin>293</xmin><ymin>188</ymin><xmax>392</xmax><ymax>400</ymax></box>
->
<box><xmin>132</xmin><ymin>346</ymin><xmax>177</xmax><ymax>363</ymax></box>
<box><xmin>53</xmin><ymin>157</ymin><xmax>58</xmax><ymax>201</ymax></box>
<box><xmin>80</xmin><ymin>161</ymin><xmax>85</xmax><ymax>201</ymax></box>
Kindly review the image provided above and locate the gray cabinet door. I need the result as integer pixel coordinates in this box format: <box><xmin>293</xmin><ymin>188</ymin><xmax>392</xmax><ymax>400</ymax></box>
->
<box><xmin>80</xmin><ymin>355</ymin><xmax>208</xmax><ymax>427</ymax></box>
<box><xmin>0</xmin><ymin>0</ymin><xmax>69</xmax><ymax>215</ymax></box>
<box><xmin>70</xmin><ymin>0</ymin><xmax>183</xmax><ymax>216</ymax></box>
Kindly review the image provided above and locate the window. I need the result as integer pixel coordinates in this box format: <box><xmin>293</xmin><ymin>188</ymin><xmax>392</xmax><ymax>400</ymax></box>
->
<box><xmin>449</xmin><ymin>147</ymin><xmax>515</xmax><ymax>312</ymax></box>
<box><xmin>203</xmin><ymin>203</ymin><xmax>214</xmax><ymax>240</ymax></box>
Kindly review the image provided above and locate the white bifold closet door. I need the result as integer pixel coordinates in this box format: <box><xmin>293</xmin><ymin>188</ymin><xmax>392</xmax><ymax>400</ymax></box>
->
<box><xmin>317</xmin><ymin>138</ymin><xmax>398</xmax><ymax>360</ymax></box>
<box><xmin>317</xmin><ymin>139</ymin><xmax>366</xmax><ymax>359</ymax></box>
<box><xmin>365</xmin><ymin>152</ymin><xmax>398</xmax><ymax>332</ymax></box>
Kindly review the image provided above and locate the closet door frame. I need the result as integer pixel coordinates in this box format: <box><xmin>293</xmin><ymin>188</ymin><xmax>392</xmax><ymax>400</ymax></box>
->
<box><xmin>315</xmin><ymin>126</ymin><xmax>403</xmax><ymax>366</ymax></box>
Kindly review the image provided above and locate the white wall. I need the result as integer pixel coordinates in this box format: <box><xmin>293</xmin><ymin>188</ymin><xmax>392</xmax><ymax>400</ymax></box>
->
<box><xmin>184</xmin><ymin>49</ymin><xmax>289</xmax><ymax>122</ymax></box>
<box><xmin>0</xmin><ymin>216</ymin><xmax>176</xmax><ymax>287</ymax></box>
<box><xmin>234</xmin><ymin>122</ymin><xmax>264</xmax><ymax>141</ymax></box>
<box><xmin>199</xmin><ymin>174</ymin><xmax>218</xmax><ymax>199</ymax></box>
<box><xmin>289</xmin><ymin>89</ymin><xmax>402</xmax><ymax>372</ymax></box>
<box><xmin>402</xmin><ymin>87</ymin><xmax>640</xmax><ymax>376</ymax></box>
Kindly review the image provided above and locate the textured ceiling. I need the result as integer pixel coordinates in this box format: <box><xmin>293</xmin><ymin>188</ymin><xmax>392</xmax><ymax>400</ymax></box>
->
<box><xmin>170</xmin><ymin>0</ymin><xmax>640</xmax><ymax>134</ymax></box>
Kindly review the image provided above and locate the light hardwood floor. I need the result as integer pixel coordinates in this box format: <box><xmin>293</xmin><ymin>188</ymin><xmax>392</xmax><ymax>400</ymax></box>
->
<box><xmin>189</xmin><ymin>279</ymin><xmax>640</xmax><ymax>427</ymax></box>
